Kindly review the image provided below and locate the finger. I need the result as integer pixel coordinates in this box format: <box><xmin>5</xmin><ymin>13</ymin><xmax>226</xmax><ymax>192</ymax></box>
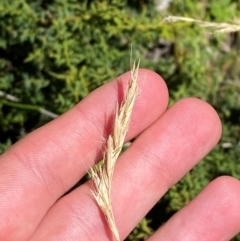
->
<box><xmin>29</xmin><ymin>98</ymin><xmax>222</xmax><ymax>240</ymax></box>
<box><xmin>147</xmin><ymin>176</ymin><xmax>240</xmax><ymax>241</ymax></box>
<box><xmin>0</xmin><ymin>69</ymin><xmax>168</xmax><ymax>241</ymax></box>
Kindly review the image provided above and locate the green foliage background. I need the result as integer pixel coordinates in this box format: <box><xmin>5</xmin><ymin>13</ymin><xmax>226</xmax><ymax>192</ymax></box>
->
<box><xmin>0</xmin><ymin>0</ymin><xmax>240</xmax><ymax>240</ymax></box>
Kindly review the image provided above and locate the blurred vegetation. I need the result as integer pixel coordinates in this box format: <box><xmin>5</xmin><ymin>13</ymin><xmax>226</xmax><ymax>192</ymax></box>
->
<box><xmin>0</xmin><ymin>0</ymin><xmax>240</xmax><ymax>240</ymax></box>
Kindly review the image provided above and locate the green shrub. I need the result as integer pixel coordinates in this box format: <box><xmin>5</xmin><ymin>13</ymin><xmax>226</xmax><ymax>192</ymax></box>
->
<box><xmin>0</xmin><ymin>0</ymin><xmax>240</xmax><ymax>239</ymax></box>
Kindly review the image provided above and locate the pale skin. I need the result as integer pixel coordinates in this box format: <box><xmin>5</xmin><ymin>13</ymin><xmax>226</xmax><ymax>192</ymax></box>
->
<box><xmin>1</xmin><ymin>69</ymin><xmax>240</xmax><ymax>241</ymax></box>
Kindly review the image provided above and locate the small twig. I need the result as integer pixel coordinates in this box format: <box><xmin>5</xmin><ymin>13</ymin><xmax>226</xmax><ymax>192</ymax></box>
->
<box><xmin>90</xmin><ymin>60</ymin><xmax>140</xmax><ymax>241</ymax></box>
<box><xmin>0</xmin><ymin>90</ymin><xmax>19</xmax><ymax>102</ymax></box>
<box><xmin>0</xmin><ymin>90</ymin><xmax>59</xmax><ymax>119</ymax></box>
<box><xmin>38</xmin><ymin>108</ymin><xmax>59</xmax><ymax>119</ymax></box>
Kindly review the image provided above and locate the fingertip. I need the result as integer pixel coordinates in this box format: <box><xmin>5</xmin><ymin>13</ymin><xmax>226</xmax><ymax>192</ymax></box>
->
<box><xmin>196</xmin><ymin>175</ymin><xmax>240</xmax><ymax>240</ymax></box>
<box><xmin>173</xmin><ymin>97</ymin><xmax>222</xmax><ymax>145</ymax></box>
<box><xmin>110</xmin><ymin>68</ymin><xmax>169</xmax><ymax>136</ymax></box>
<box><xmin>138</xmin><ymin>68</ymin><xmax>169</xmax><ymax>101</ymax></box>
<box><xmin>123</xmin><ymin>68</ymin><xmax>169</xmax><ymax>111</ymax></box>
<box><xmin>210</xmin><ymin>175</ymin><xmax>240</xmax><ymax>213</ymax></box>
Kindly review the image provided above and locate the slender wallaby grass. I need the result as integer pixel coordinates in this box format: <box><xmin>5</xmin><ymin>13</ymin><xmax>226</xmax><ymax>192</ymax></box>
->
<box><xmin>89</xmin><ymin>61</ymin><xmax>140</xmax><ymax>241</ymax></box>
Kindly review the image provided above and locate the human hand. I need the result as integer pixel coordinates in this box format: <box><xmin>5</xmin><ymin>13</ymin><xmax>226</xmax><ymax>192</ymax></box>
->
<box><xmin>1</xmin><ymin>69</ymin><xmax>240</xmax><ymax>241</ymax></box>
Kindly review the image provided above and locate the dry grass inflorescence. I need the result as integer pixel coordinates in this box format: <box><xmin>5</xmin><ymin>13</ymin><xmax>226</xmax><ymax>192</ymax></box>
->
<box><xmin>89</xmin><ymin>61</ymin><xmax>140</xmax><ymax>241</ymax></box>
<box><xmin>164</xmin><ymin>16</ymin><xmax>240</xmax><ymax>33</ymax></box>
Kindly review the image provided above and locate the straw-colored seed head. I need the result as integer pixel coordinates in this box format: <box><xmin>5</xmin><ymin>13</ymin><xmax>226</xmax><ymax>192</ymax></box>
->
<box><xmin>90</xmin><ymin>61</ymin><xmax>140</xmax><ymax>241</ymax></box>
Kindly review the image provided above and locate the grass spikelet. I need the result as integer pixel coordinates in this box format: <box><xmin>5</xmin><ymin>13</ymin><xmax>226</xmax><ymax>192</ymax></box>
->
<box><xmin>164</xmin><ymin>16</ymin><xmax>240</xmax><ymax>33</ymax></box>
<box><xmin>90</xmin><ymin>60</ymin><xmax>140</xmax><ymax>241</ymax></box>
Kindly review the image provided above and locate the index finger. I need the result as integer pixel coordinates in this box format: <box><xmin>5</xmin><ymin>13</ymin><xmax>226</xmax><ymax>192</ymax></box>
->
<box><xmin>0</xmin><ymin>69</ymin><xmax>168</xmax><ymax>241</ymax></box>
